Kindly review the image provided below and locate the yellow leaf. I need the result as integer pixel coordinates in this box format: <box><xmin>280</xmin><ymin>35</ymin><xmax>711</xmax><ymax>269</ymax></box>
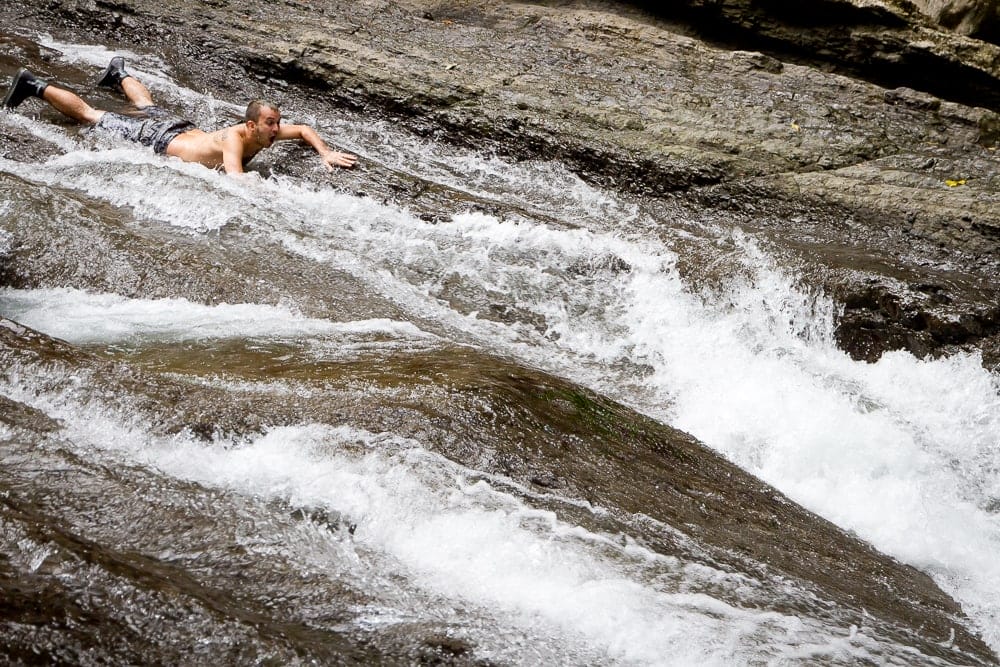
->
<box><xmin>944</xmin><ymin>179</ymin><xmax>966</xmax><ymax>187</ymax></box>
<box><xmin>790</xmin><ymin>122</ymin><xmax>800</xmax><ymax>132</ymax></box>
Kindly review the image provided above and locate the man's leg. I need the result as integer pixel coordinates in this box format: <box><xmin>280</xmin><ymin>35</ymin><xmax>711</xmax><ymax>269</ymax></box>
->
<box><xmin>121</xmin><ymin>77</ymin><xmax>154</xmax><ymax>109</ymax></box>
<box><xmin>2</xmin><ymin>68</ymin><xmax>48</xmax><ymax>109</ymax></box>
<box><xmin>97</xmin><ymin>57</ymin><xmax>154</xmax><ymax>109</ymax></box>
<box><xmin>41</xmin><ymin>85</ymin><xmax>104</xmax><ymax>124</ymax></box>
<box><xmin>2</xmin><ymin>68</ymin><xmax>103</xmax><ymax>124</ymax></box>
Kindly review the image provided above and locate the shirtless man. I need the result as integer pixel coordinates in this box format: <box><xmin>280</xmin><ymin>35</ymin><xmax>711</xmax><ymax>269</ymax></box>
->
<box><xmin>2</xmin><ymin>57</ymin><xmax>357</xmax><ymax>174</ymax></box>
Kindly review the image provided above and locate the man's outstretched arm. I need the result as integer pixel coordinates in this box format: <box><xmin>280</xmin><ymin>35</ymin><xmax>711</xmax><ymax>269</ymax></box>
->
<box><xmin>278</xmin><ymin>124</ymin><xmax>357</xmax><ymax>171</ymax></box>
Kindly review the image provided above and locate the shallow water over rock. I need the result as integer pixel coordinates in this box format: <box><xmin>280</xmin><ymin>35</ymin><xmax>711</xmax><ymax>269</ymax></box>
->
<box><xmin>1</xmin><ymin>10</ymin><xmax>1000</xmax><ymax>666</ymax></box>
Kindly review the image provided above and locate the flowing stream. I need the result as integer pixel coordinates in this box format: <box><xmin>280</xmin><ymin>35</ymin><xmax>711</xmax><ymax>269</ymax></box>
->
<box><xmin>2</xmin><ymin>40</ymin><xmax>999</xmax><ymax>665</ymax></box>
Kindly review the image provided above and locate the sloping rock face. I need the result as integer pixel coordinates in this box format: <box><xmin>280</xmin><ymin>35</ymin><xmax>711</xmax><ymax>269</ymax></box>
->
<box><xmin>1</xmin><ymin>318</ymin><xmax>996</xmax><ymax>665</ymax></box>
<box><xmin>5</xmin><ymin>0</ymin><xmax>996</xmax><ymax>368</ymax></box>
<box><xmin>628</xmin><ymin>0</ymin><xmax>1000</xmax><ymax>110</ymax></box>
<box><xmin>911</xmin><ymin>0</ymin><xmax>1000</xmax><ymax>42</ymax></box>
<box><xmin>2</xmin><ymin>0</ymin><xmax>1000</xmax><ymax>662</ymax></box>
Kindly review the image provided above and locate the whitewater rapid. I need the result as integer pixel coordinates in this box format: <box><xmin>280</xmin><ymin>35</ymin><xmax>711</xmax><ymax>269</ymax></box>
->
<box><xmin>2</xmin><ymin>39</ymin><xmax>998</xmax><ymax>663</ymax></box>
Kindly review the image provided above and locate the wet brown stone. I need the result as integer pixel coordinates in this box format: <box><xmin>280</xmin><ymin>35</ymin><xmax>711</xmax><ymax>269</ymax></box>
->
<box><xmin>2</xmin><ymin>320</ymin><xmax>997</xmax><ymax>663</ymax></box>
<box><xmin>2</xmin><ymin>0</ymin><xmax>998</xmax><ymax>365</ymax></box>
<box><xmin>2</xmin><ymin>0</ymin><xmax>1000</xmax><ymax>661</ymax></box>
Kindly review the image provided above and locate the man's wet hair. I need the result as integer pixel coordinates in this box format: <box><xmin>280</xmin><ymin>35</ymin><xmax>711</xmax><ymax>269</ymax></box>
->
<box><xmin>246</xmin><ymin>100</ymin><xmax>280</xmax><ymax>122</ymax></box>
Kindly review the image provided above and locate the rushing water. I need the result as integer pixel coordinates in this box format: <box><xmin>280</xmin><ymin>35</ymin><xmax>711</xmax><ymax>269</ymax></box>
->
<box><xmin>2</xmin><ymin>40</ymin><xmax>1000</xmax><ymax>665</ymax></box>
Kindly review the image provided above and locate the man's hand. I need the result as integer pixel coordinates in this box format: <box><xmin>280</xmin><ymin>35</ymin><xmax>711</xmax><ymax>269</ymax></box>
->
<box><xmin>321</xmin><ymin>150</ymin><xmax>358</xmax><ymax>171</ymax></box>
<box><xmin>277</xmin><ymin>124</ymin><xmax>358</xmax><ymax>171</ymax></box>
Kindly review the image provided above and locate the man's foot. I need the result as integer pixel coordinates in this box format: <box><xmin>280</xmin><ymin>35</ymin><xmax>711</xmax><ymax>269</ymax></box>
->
<box><xmin>96</xmin><ymin>56</ymin><xmax>128</xmax><ymax>89</ymax></box>
<box><xmin>2</xmin><ymin>68</ymin><xmax>49</xmax><ymax>109</ymax></box>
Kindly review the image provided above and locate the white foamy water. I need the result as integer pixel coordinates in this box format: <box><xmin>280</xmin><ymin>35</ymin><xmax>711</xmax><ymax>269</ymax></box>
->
<box><xmin>0</xmin><ymin>150</ymin><xmax>251</xmax><ymax>232</ymax></box>
<box><xmin>0</xmin><ymin>367</ymin><xmax>955</xmax><ymax>666</ymax></box>
<box><xmin>3</xmin><ymin>39</ymin><xmax>999</xmax><ymax>661</ymax></box>
<box><xmin>0</xmin><ymin>287</ymin><xmax>430</xmax><ymax>345</ymax></box>
<box><xmin>231</xmin><ymin>174</ymin><xmax>1000</xmax><ymax>656</ymax></box>
<box><xmin>0</xmin><ymin>110</ymin><xmax>85</xmax><ymax>153</ymax></box>
<box><xmin>586</xmin><ymin>234</ymin><xmax>1000</xmax><ymax>650</ymax></box>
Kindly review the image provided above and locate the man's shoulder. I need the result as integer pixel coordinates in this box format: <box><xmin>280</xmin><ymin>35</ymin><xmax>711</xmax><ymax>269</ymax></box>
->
<box><xmin>206</xmin><ymin>124</ymin><xmax>246</xmax><ymax>143</ymax></box>
<box><xmin>220</xmin><ymin>123</ymin><xmax>246</xmax><ymax>135</ymax></box>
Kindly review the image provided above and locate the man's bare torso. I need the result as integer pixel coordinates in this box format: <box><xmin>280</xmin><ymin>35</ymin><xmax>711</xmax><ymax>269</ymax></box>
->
<box><xmin>154</xmin><ymin>105</ymin><xmax>355</xmax><ymax>175</ymax></box>
<box><xmin>164</xmin><ymin>125</ymin><xmax>261</xmax><ymax>170</ymax></box>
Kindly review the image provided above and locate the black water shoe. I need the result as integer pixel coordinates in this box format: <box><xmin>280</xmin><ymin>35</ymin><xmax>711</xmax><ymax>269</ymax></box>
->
<box><xmin>2</xmin><ymin>68</ymin><xmax>49</xmax><ymax>109</ymax></box>
<box><xmin>96</xmin><ymin>56</ymin><xmax>128</xmax><ymax>89</ymax></box>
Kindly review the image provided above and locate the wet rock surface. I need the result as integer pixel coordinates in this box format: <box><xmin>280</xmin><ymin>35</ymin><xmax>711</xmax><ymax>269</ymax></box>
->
<box><xmin>1</xmin><ymin>319</ymin><xmax>996</xmax><ymax>664</ymax></box>
<box><xmin>2</xmin><ymin>0</ymin><xmax>997</xmax><ymax>368</ymax></box>
<box><xmin>908</xmin><ymin>0</ymin><xmax>1000</xmax><ymax>42</ymax></box>
<box><xmin>2</xmin><ymin>0</ymin><xmax>1000</xmax><ymax>662</ymax></box>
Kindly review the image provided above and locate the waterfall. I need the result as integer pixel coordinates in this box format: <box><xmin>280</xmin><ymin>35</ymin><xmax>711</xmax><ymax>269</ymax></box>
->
<box><xmin>2</xmin><ymin>39</ymin><xmax>998</xmax><ymax>665</ymax></box>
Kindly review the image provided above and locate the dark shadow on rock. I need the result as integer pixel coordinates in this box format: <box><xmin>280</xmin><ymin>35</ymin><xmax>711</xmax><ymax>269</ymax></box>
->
<box><xmin>610</xmin><ymin>0</ymin><xmax>1000</xmax><ymax>112</ymax></box>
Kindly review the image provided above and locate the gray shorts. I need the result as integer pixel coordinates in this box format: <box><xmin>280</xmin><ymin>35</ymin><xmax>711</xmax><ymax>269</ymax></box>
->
<box><xmin>95</xmin><ymin>106</ymin><xmax>196</xmax><ymax>154</ymax></box>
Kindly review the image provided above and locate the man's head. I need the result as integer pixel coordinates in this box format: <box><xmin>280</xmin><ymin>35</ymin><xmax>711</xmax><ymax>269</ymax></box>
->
<box><xmin>245</xmin><ymin>99</ymin><xmax>281</xmax><ymax>148</ymax></box>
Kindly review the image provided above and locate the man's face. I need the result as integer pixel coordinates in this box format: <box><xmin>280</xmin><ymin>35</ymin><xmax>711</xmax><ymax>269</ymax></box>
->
<box><xmin>252</xmin><ymin>106</ymin><xmax>281</xmax><ymax>147</ymax></box>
